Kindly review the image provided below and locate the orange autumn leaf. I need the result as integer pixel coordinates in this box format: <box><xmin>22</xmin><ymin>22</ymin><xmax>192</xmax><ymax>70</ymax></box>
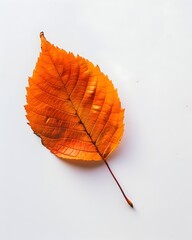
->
<box><xmin>25</xmin><ymin>32</ymin><xmax>124</xmax><ymax>161</ymax></box>
<box><xmin>25</xmin><ymin>32</ymin><xmax>133</xmax><ymax>207</ymax></box>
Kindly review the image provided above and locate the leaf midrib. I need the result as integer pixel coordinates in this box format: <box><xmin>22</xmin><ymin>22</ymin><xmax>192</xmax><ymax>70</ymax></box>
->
<box><xmin>45</xmin><ymin>46</ymin><xmax>104</xmax><ymax>160</ymax></box>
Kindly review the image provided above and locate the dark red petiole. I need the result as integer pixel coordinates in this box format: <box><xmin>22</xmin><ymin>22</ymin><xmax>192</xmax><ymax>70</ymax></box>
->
<box><xmin>103</xmin><ymin>159</ymin><xmax>134</xmax><ymax>208</ymax></box>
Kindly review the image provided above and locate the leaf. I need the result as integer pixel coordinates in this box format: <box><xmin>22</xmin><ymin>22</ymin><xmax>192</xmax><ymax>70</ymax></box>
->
<box><xmin>25</xmin><ymin>32</ymin><xmax>133</xmax><ymax>207</ymax></box>
<box><xmin>25</xmin><ymin>32</ymin><xmax>124</xmax><ymax>162</ymax></box>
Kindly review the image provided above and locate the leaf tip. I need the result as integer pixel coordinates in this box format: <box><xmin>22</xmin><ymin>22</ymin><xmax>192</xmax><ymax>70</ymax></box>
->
<box><xmin>40</xmin><ymin>31</ymin><xmax>45</xmax><ymax>38</ymax></box>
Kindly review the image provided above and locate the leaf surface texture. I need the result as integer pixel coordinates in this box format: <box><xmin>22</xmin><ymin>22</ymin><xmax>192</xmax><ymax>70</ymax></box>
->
<box><xmin>25</xmin><ymin>33</ymin><xmax>124</xmax><ymax>161</ymax></box>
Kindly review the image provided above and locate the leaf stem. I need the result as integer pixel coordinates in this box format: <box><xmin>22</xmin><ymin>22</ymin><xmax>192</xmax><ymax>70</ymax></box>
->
<box><xmin>103</xmin><ymin>159</ymin><xmax>134</xmax><ymax>208</ymax></box>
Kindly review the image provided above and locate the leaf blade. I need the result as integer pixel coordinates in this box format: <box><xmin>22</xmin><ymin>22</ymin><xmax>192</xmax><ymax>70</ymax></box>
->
<box><xmin>25</xmin><ymin>34</ymin><xmax>124</xmax><ymax>161</ymax></box>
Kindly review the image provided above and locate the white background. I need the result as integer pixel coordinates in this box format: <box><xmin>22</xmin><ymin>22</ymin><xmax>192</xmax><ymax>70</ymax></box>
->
<box><xmin>0</xmin><ymin>0</ymin><xmax>192</xmax><ymax>239</ymax></box>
